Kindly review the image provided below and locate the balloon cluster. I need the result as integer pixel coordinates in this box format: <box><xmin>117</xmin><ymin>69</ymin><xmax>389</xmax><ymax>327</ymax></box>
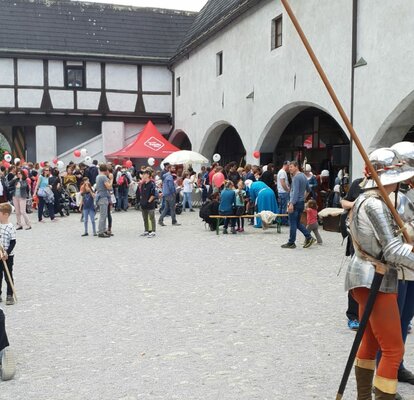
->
<box><xmin>73</xmin><ymin>148</ymin><xmax>91</xmax><ymax>165</ymax></box>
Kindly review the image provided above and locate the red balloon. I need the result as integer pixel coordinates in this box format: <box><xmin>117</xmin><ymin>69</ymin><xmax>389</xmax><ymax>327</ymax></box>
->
<box><xmin>253</xmin><ymin>151</ymin><xmax>260</xmax><ymax>159</ymax></box>
<box><xmin>74</xmin><ymin>150</ymin><xmax>81</xmax><ymax>158</ymax></box>
<box><xmin>3</xmin><ymin>151</ymin><xmax>8</xmax><ymax>155</ymax></box>
<box><xmin>125</xmin><ymin>160</ymin><xmax>133</xmax><ymax>168</ymax></box>
<box><xmin>113</xmin><ymin>159</ymin><xmax>119</xmax><ymax>165</ymax></box>
<box><xmin>52</xmin><ymin>158</ymin><xmax>58</xmax><ymax>165</ymax></box>
<box><xmin>153</xmin><ymin>159</ymin><xmax>159</xmax><ymax>167</ymax></box>
<box><xmin>40</xmin><ymin>161</ymin><xmax>45</xmax><ymax>168</ymax></box>
<box><xmin>3</xmin><ymin>161</ymin><xmax>10</xmax><ymax>168</ymax></box>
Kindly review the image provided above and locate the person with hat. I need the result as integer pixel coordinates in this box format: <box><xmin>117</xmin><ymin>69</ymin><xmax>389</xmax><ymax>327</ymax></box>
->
<box><xmin>304</xmin><ymin>163</ymin><xmax>318</xmax><ymax>200</ymax></box>
<box><xmin>346</xmin><ymin>147</ymin><xmax>414</xmax><ymax>399</ymax></box>
<box><xmin>388</xmin><ymin>142</ymin><xmax>414</xmax><ymax>388</ymax></box>
<box><xmin>316</xmin><ymin>169</ymin><xmax>330</xmax><ymax>210</ymax></box>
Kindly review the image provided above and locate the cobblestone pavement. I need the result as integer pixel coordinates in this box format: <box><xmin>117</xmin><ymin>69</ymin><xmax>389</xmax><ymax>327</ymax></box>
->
<box><xmin>1</xmin><ymin>210</ymin><xmax>413</xmax><ymax>399</ymax></box>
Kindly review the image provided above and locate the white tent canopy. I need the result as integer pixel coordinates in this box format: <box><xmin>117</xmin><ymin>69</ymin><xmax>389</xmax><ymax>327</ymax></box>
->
<box><xmin>162</xmin><ymin>150</ymin><xmax>209</xmax><ymax>165</ymax></box>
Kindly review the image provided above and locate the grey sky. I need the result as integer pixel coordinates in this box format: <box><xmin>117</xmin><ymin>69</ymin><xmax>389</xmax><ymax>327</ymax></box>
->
<box><xmin>79</xmin><ymin>0</ymin><xmax>208</xmax><ymax>11</ymax></box>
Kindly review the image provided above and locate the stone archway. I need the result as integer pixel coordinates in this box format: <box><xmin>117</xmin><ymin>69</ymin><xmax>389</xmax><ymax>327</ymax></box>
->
<box><xmin>256</xmin><ymin>102</ymin><xmax>349</xmax><ymax>172</ymax></box>
<box><xmin>0</xmin><ymin>128</ymin><xmax>12</xmax><ymax>154</ymax></box>
<box><xmin>200</xmin><ymin>121</ymin><xmax>246</xmax><ymax>165</ymax></box>
<box><xmin>169</xmin><ymin>129</ymin><xmax>192</xmax><ymax>151</ymax></box>
<box><xmin>370</xmin><ymin>90</ymin><xmax>414</xmax><ymax>149</ymax></box>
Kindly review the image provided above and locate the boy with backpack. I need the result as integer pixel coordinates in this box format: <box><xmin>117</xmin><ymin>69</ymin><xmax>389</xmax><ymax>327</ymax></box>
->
<box><xmin>117</xmin><ymin>169</ymin><xmax>130</xmax><ymax>211</ymax></box>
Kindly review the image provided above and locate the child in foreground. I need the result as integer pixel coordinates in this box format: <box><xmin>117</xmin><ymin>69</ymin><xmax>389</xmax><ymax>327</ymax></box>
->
<box><xmin>0</xmin><ymin>203</ymin><xmax>17</xmax><ymax>305</ymax></box>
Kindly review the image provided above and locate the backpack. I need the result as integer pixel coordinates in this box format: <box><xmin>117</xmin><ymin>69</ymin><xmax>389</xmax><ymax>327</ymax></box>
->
<box><xmin>117</xmin><ymin>174</ymin><xmax>129</xmax><ymax>187</ymax></box>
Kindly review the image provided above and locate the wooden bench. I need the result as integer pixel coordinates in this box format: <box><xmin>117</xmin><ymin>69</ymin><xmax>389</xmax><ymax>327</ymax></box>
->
<box><xmin>209</xmin><ymin>214</ymin><xmax>288</xmax><ymax>235</ymax></box>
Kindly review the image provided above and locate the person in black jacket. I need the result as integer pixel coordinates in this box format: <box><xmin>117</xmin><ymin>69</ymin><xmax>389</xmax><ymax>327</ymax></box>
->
<box><xmin>341</xmin><ymin>177</ymin><xmax>363</xmax><ymax>331</ymax></box>
<box><xmin>140</xmin><ymin>170</ymin><xmax>157</xmax><ymax>238</ymax></box>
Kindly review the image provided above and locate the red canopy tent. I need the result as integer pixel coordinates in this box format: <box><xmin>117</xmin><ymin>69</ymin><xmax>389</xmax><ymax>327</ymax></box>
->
<box><xmin>105</xmin><ymin>121</ymin><xmax>180</xmax><ymax>159</ymax></box>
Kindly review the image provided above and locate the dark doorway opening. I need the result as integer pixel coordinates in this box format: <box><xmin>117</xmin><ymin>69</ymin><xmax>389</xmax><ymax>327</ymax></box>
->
<box><xmin>270</xmin><ymin>107</ymin><xmax>349</xmax><ymax>173</ymax></box>
<box><xmin>214</xmin><ymin>126</ymin><xmax>246</xmax><ymax>166</ymax></box>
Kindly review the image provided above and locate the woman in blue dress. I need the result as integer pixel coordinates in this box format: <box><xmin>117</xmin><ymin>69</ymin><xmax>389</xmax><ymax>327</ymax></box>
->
<box><xmin>246</xmin><ymin>180</ymin><xmax>278</xmax><ymax>228</ymax></box>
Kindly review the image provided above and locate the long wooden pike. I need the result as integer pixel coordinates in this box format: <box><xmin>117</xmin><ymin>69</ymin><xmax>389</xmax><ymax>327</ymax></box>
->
<box><xmin>279</xmin><ymin>1</ymin><xmax>408</xmax><ymax>399</ymax></box>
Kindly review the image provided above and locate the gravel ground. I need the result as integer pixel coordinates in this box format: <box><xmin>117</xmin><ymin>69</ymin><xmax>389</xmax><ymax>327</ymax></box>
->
<box><xmin>1</xmin><ymin>209</ymin><xmax>413</xmax><ymax>399</ymax></box>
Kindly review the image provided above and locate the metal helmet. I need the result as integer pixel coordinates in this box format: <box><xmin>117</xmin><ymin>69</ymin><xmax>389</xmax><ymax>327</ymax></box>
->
<box><xmin>363</xmin><ymin>147</ymin><xmax>414</xmax><ymax>189</ymax></box>
<box><xmin>391</xmin><ymin>141</ymin><xmax>414</xmax><ymax>168</ymax></box>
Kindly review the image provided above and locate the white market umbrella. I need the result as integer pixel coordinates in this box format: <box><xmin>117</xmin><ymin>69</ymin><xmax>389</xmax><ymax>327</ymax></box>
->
<box><xmin>162</xmin><ymin>150</ymin><xmax>209</xmax><ymax>165</ymax></box>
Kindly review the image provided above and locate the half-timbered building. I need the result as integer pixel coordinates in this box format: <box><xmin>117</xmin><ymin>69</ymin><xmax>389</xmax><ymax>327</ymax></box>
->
<box><xmin>0</xmin><ymin>0</ymin><xmax>195</xmax><ymax>162</ymax></box>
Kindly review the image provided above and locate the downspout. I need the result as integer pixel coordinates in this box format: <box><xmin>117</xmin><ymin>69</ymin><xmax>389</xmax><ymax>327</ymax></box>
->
<box><xmin>349</xmin><ymin>0</ymin><xmax>358</xmax><ymax>179</ymax></box>
<box><xmin>167</xmin><ymin>65</ymin><xmax>175</xmax><ymax>140</ymax></box>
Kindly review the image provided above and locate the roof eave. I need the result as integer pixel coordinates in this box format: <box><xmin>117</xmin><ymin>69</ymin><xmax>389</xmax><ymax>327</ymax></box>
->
<box><xmin>0</xmin><ymin>48</ymin><xmax>171</xmax><ymax>65</ymax></box>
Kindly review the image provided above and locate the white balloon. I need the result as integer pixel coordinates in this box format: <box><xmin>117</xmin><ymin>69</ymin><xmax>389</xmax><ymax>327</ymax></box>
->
<box><xmin>213</xmin><ymin>153</ymin><xmax>221</xmax><ymax>162</ymax></box>
<box><xmin>57</xmin><ymin>160</ymin><xmax>65</xmax><ymax>170</ymax></box>
<box><xmin>14</xmin><ymin>157</ymin><xmax>21</xmax><ymax>164</ymax></box>
<box><xmin>80</xmin><ymin>148</ymin><xmax>88</xmax><ymax>157</ymax></box>
<box><xmin>148</xmin><ymin>157</ymin><xmax>155</xmax><ymax>166</ymax></box>
<box><xmin>84</xmin><ymin>156</ymin><xmax>92</xmax><ymax>165</ymax></box>
<box><xmin>4</xmin><ymin>154</ymin><xmax>12</xmax><ymax>163</ymax></box>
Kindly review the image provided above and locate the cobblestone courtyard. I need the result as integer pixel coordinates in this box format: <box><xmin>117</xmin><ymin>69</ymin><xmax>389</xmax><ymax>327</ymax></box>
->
<box><xmin>1</xmin><ymin>210</ymin><xmax>413</xmax><ymax>399</ymax></box>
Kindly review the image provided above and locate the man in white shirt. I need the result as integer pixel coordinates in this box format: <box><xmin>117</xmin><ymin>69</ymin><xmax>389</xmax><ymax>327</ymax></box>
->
<box><xmin>277</xmin><ymin>161</ymin><xmax>290</xmax><ymax>225</ymax></box>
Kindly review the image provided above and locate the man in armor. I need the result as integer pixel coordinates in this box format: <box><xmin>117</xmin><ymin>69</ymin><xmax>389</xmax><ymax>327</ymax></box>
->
<box><xmin>346</xmin><ymin>147</ymin><xmax>414</xmax><ymax>399</ymax></box>
<box><xmin>389</xmin><ymin>142</ymin><xmax>414</xmax><ymax>387</ymax></box>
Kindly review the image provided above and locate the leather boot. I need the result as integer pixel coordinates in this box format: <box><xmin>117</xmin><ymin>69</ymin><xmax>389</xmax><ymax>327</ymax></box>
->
<box><xmin>355</xmin><ymin>365</ymin><xmax>374</xmax><ymax>400</ymax></box>
<box><xmin>374</xmin><ymin>387</ymin><xmax>397</xmax><ymax>400</ymax></box>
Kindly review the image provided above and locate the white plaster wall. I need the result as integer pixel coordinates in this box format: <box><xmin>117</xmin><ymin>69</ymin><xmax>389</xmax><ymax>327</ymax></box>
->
<box><xmin>50</xmin><ymin>90</ymin><xmax>74</xmax><ymax>109</ymax></box>
<box><xmin>0</xmin><ymin>59</ymin><xmax>14</xmax><ymax>85</ymax></box>
<box><xmin>143</xmin><ymin>95</ymin><xmax>171</xmax><ymax>114</ymax></box>
<box><xmin>106</xmin><ymin>64</ymin><xmax>137</xmax><ymax>91</ymax></box>
<box><xmin>36</xmin><ymin>125</ymin><xmax>57</xmax><ymax>162</ymax></box>
<box><xmin>49</xmin><ymin>61</ymin><xmax>64</xmax><ymax>87</ymax></box>
<box><xmin>107</xmin><ymin>93</ymin><xmax>137</xmax><ymax>112</ymax></box>
<box><xmin>18</xmin><ymin>89</ymin><xmax>43</xmax><ymax>108</ymax></box>
<box><xmin>77</xmin><ymin>91</ymin><xmax>100</xmax><ymax>110</ymax></box>
<box><xmin>351</xmin><ymin>0</ymin><xmax>414</xmax><ymax>176</ymax></box>
<box><xmin>124</xmin><ymin>123</ymin><xmax>146</xmax><ymax>144</ymax></box>
<box><xmin>0</xmin><ymin>89</ymin><xmax>14</xmax><ymax>107</ymax></box>
<box><xmin>86</xmin><ymin>62</ymin><xmax>101</xmax><ymax>89</ymax></box>
<box><xmin>173</xmin><ymin>0</ymin><xmax>353</xmax><ymax>161</ymax></box>
<box><xmin>102</xmin><ymin>121</ymin><xmax>125</xmax><ymax>156</ymax></box>
<box><xmin>142</xmin><ymin>66</ymin><xmax>172</xmax><ymax>92</ymax></box>
<box><xmin>18</xmin><ymin>59</ymin><xmax>43</xmax><ymax>86</ymax></box>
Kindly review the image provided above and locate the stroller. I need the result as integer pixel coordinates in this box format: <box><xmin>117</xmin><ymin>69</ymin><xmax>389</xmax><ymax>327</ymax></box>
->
<box><xmin>43</xmin><ymin>188</ymin><xmax>75</xmax><ymax>218</ymax></box>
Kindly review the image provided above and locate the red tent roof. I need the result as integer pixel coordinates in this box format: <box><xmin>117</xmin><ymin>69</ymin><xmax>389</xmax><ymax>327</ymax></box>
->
<box><xmin>106</xmin><ymin>121</ymin><xmax>180</xmax><ymax>159</ymax></box>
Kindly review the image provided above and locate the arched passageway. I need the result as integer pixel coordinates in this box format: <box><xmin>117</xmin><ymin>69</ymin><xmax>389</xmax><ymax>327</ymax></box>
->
<box><xmin>200</xmin><ymin>122</ymin><xmax>246</xmax><ymax>166</ymax></box>
<box><xmin>371</xmin><ymin>90</ymin><xmax>414</xmax><ymax>149</ymax></box>
<box><xmin>169</xmin><ymin>130</ymin><xmax>192</xmax><ymax>151</ymax></box>
<box><xmin>258</xmin><ymin>105</ymin><xmax>349</xmax><ymax>173</ymax></box>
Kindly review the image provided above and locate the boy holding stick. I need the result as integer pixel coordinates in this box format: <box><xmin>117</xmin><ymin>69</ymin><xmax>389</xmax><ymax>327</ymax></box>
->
<box><xmin>0</xmin><ymin>203</ymin><xmax>17</xmax><ymax>305</ymax></box>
